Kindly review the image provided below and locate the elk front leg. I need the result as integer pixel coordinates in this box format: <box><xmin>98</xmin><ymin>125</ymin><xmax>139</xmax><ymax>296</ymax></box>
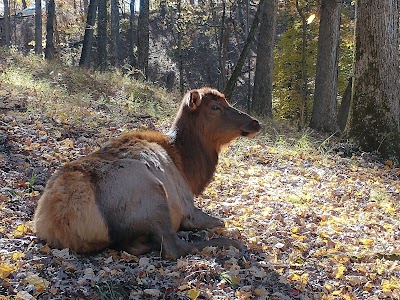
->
<box><xmin>181</xmin><ymin>207</ymin><xmax>224</xmax><ymax>231</ymax></box>
<box><xmin>155</xmin><ymin>231</ymin><xmax>243</xmax><ymax>259</ymax></box>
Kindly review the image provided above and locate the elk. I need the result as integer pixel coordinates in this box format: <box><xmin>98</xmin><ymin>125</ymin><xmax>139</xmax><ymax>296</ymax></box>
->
<box><xmin>33</xmin><ymin>87</ymin><xmax>261</xmax><ymax>259</ymax></box>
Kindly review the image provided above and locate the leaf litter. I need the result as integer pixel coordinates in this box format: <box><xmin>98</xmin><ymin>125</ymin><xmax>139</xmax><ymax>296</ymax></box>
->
<box><xmin>1</xmin><ymin>52</ymin><xmax>400</xmax><ymax>299</ymax></box>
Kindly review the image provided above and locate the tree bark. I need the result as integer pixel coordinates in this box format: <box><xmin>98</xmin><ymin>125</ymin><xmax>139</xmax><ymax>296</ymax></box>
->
<box><xmin>83</xmin><ymin>0</ymin><xmax>89</xmax><ymax>15</ymax></box>
<box><xmin>224</xmin><ymin>0</ymin><xmax>264</xmax><ymax>100</ymax></box>
<box><xmin>45</xmin><ymin>0</ymin><xmax>56</xmax><ymax>60</ymax></box>
<box><xmin>345</xmin><ymin>0</ymin><xmax>400</xmax><ymax>159</ymax></box>
<box><xmin>79</xmin><ymin>0</ymin><xmax>99</xmax><ymax>67</ymax></box>
<box><xmin>337</xmin><ymin>77</ymin><xmax>352</xmax><ymax>132</ymax></box>
<box><xmin>129</xmin><ymin>0</ymin><xmax>136</xmax><ymax>66</ymax></box>
<box><xmin>217</xmin><ymin>0</ymin><xmax>226</xmax><ymax>90</ymax></box>
<box><xmin>35</xmin><ymin>0</ymin><xmax>42</xmax><ymax>55</ymax></box>
<box><xmin>110</xmin><ymin>0</ymin><xmax>121</xmax><ymax>68</ymax></box>
<box><xmin>295</xmin><ymin>0</ymin><xmax>308</xmax><ymax>129</ymax></box>
<box><xmin>3</xmin><ymin>0</ymin><xmax>11</xmax><ymax>47</ymax></box>
<box><xmin>309</xmin><ymin>0</ymin><xmax>341</xmax><ymax>133</ymax></box>
<box><xmin>137</xmin><ymin>0</ymin><xmax>150</xmax><ymax>78</ymax></box>
<box><xmin>252</xmin><ymin>0</ymin><xmax>277</xmax><ymax>117</ymax></box>
<box><xmin>177</xmin><ymin>0</ymin><xmax>184</xmax><ymax>95</ymax></box>
<box><xmin>97</xmin><ymin>0</ymin><xmax>107</xmax><ymax>71</ymax></box>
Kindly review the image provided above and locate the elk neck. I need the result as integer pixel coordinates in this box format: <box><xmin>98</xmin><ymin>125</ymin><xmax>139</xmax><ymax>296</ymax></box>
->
<box><xmin>167</xmin><ymin>124</ymin><xmax>219</xmax><ymax>196</ymax></box>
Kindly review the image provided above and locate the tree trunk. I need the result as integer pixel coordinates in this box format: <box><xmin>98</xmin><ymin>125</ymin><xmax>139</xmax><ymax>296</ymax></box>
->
<box><xmin>79</xmin><ymin>0</ymin><xmax>99</xmax><ymax>67</ymax></box>
<box><xmin>83</xmin><ymin>0</ymin><xmax>89</xmax><ymax>15</ymax></box>
<box><xmin>97</xmin><ymin>0</ymin><xmax>107</xmax><ymax>71</ymax></box>
<box><xmin>3</xmin><ymin>0</ymin><xmax>11</xmax><ymax>47</ymax></box>
<box><xmin>177</xmin><ymin>0</ymin><xmax>184</xmax><ymax>95</ymax></box>
<box><xmin>217</xmin><ymin>0</ymin><xmax>226</xmax><ymax>90</ymax></box>
<box><xmin>137</xmin><ymin>0</ymin><xmax>150</xmax><ymax>78</ymax></box>
<box><xmin>21</xmin><ymin>0</ymin><xmax>27</xmax><ymax>9</ymax></box>
<box><xmin>160</xmin><ymin>0</ymin><xmax>167</xmax><ymax>17</ymax></box>
<box><xmin>337</xmin><ymin>77</ymin><xmax>352</xmax><ymax>132</ymax></box>
<box><xmin>252</xmin><ymin>0</ymin><xmax>277</xmax><ymax>117</ymax></box>
<box><xmin>309</xmin><ymin>0</ymin><xmax>341</xmax><ymax>133</ymax></box>
<box><xmin>45</xmin><ymin>0</ymin><xmax>56</xmax><ymax>60</ymax></box>
<box><xmin>35</xmin><ymin>0</ymin><xmax>42</xmax><ymax>55</ymax></box>
<box><xmin>295</xmin><ymin>0</ymin><xmax>308</xmax><ymax>129</ymax></box>
<box><xmin>224</xmin><ymin>0</ymin><xmax>264</xmax><ymax>100</ymax></box>
<box><xmin>110</xmin><ymin>0</ymin><xmax>121</xmax><ymax>68</ymax></box>
<box><xmin>345</xmin><ymin>0</ymin><xmax>400</xmax><ymax>159</ymax></box>
<box><xmin>129</xmin><ymin>0</ymin><xmax>136</xmax><ymax>66</ymax></box>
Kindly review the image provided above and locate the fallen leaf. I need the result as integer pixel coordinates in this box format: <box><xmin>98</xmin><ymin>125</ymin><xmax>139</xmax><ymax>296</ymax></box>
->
<box><xmin>187</xmin><ymin>288</ymin><xmax>201</xmax><ymax>300</ymax></box>
<box><xmin>0</xmin><ymin>263</ymin><xmax>14</xmax><ymax>279</ymax></box>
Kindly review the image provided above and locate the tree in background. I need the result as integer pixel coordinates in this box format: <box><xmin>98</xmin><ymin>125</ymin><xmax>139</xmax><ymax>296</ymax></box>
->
<box><xmin>137</xmin><ymin>0</ymin><xmax>150</xmax><ymax>78</ymax></box>
<box><xmin>224</xmin><ymin>0</ymin><xmax>264</xmax><ymax>100</ymax></box>
<box><xmin>309</xmin><ymin>0</ymin><xmax>341</xmax><ymax>133</ymax></box>
<box><xmin>273</xmin><ymin>2</ymin><xmax>318</xmax><ymax>124</ymax></box>
<box><xmin>3</xmin><ymin>0</ymin><xmax>11</xmax><ymax>47</ymax></box>
<box><xmin>45</xmin><ymin>0</ymin><xmax>56</xmax><ymax>60</ymax></box>
<box><xmin>111</xmin><ymin>0</ymin><xmax>121</xmax><ymax>67</ymax></box>
<box><xmin>35</xmin><ymin>0</ymin><xmax>42</xmax><ymax>55</ymax></box>
<box><xmin>345</xmin><ymin>0</ymin><xmax>400</xmax><ymax>160</ymax></box>
<box><xmin>97</xmin><ymin>0</ymin><xmax>108</xmax><ymax>71</ymax></box>
<box><xmin>295</xmin><ymin>0</ymin><xmax>311</xmax><ymax>129</ymax></box>
<box><xmin>79</xmin><ymin>0</ymin><xmax>99</xmax><ymax>67</ymax></box>
<box><xmin>129</xmin><ymin>0</ymin><xmax>136</xmax><ymax>67</ymax></box>
<box><xmin>252</xmin><ymin>0</ymin><xmax>277</xmax><ymax>117</ymax></box>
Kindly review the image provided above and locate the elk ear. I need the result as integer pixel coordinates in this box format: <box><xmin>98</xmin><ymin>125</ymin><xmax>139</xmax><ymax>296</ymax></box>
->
<box><xmin>186</xmin><ymin>90</ymin><xmax>202</xmax><ymax>111</ymax></box>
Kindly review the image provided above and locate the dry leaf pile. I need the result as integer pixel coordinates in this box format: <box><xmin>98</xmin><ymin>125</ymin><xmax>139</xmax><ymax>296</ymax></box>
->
<box><xmin>1</xmin><ymin>51</ymin><xmax>400</xmax><ymax>300</ymax></box>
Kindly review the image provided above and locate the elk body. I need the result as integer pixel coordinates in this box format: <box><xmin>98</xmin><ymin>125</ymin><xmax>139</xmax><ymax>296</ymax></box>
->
<box><xmin>33</xmin><ymin>87</ymin><xmax>261</xmax><ymax>259</ymax></box>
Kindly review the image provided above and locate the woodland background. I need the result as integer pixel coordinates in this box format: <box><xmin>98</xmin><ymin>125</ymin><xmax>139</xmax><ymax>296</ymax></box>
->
<box><xmin>1</xmin><ymin>0</ymin><xmax>399</xmax><ymax>160</ymax></box>
<box><xmin>0</xmin><ymin>0</ymin><xmax>400</xmax><ymax>299</ymax></box>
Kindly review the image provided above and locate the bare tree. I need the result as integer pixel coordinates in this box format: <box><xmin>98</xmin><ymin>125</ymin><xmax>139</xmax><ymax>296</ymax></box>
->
<box><xmin>224</xmin><ymin>0</ymin><xmax>264</xmax><ymax>100</ymax></box>
<box><xmin>3</xmin><ymin>0</ymin><xmax>11</xmax><ymax>47</ymax></box>
<box><xmin>35</xmin><ymin>0</ymin><xmax>42</xmax><ymax>55</ymax></box>
<box><xmin>110</xmin><ymin>0</ymin><xmax>121</xmax><ymax>67</ymax></box>
<box><xmin>45</xmin><ymin>0</ymin><xmax>56</xmax><ymax>60</ymax></box>
<box><xmin>309</xmin><ymin>0</ymin><xmax>342</xmax><ymax>133</ymax></box>
<box><xmin>295</xmin><ymin>0</ymin><xmax>308</xmax><ymax>129</ymax></box>
<box><xmin>345</xmin><ymin>0</ymin><xmax>400</xmax><ymax>159</ymax></box>
<box><xmin>137</xmin><ymin>0</ymin><xmax>150</xmax><ymax>77</ymax></box>
<box><xmin>177</xmin><ymin>0</ymin><xmax>184</xmax><ymax>94</ymax></box>
<box><xmin>79</xmin><ymin>0</ymin><xmax>99</xmax><ymax>67</ymax></box>
<box><xmin>252</xmin><ymin>0</ymin><xmax>278</xmax><ymax>117</ymax></box>
<box><xmin>129</xmin><ymin>0</ymin><xmax>136</xmax><ymax>66</ymax></box>
<box><xmin>98</xmin><ymin>0</ymin><xmax>107</xmax><ymax>70</ymax></box>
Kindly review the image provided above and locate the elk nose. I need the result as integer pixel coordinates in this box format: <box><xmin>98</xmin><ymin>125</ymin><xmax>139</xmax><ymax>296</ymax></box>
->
<box><xmin>250</xmin><ymin>120</ymin><xmax>261</xmax><ymax>132</ymax></box>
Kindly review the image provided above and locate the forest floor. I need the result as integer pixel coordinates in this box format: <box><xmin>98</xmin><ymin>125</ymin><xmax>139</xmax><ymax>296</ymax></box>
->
<box><xmin>1</xmin><ymin>50</ymin><xmax>400</xmax><ymax>300</ymax></box>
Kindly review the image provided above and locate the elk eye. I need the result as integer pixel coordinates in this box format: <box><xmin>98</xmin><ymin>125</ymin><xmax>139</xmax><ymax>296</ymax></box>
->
<box><xmin>211</xmin><ymin>105</ymin><xmax>221</xmax><ymax>111</ymax></box>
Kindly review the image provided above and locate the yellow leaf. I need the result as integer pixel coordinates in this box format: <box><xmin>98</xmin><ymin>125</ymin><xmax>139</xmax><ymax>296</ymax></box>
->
<box><xmin>14</xmin><ymin>224</ymin><xmax>28</xmax><ymax>237</ymax></box>
<box><xmin>0</xmin><ymin>263</ymin><xmax>14</xmax><ymax>279</ymax></box>
<box><xmin>186</xmin><ymin>288</ymin><xmax>201</xmax><ymax>300</ymax></box>
<box><xmin>334</xmin><ymin>265</ymin><xmax>346</xmax><ymax>279</ymax></box>
<box><xmin>12</xmin><ymin>252</ymin><xmax>25</xmax><ymax>261</ymax></box>
<box><xmin>178</xmin><ymin>284</ymin><xmax>190</xmax><ymax>291</ymax></box>
<box><xmin>324</xmin><ymin>282</ymin><xmax>333</xmax><ymax>293</ymax></box>
<box><xmin>300</xmin><ymin>273</ymin><xmax>309</xmax><ymax>284</ymax></box>
<box><xmin>342</xmin><ymin>294</ymin><xmax>355</xmax><ymax>300</ymax></box>
<box><xmin>331</xmin><ymin>289</ymin><xmax>342</xmax><ymax>295</ymax></box>
<box><xmin>291</xmin><ymin>226</ymin><xmax>299</xmax><ymax>233</ymax></box>
<box><xmin>360</xmin><ymin>238</ymin><xmax>374</xmax><ymax>247</ymax></box>
<box><xmin>291</xmin><ymin>234</ymin><xmax>306</xmax><ymax>242</ymax></box>
<box><xmin>382</xmin><ymin>276</ymin><xmax>400</xmax><ymax>292</ymax></box>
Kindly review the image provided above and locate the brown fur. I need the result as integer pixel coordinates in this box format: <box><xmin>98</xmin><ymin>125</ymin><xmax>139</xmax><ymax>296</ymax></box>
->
<box><xmin>33</xmin><ymin>87</ymin><xmax>261</xmax><ymax>258</ymax></box>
